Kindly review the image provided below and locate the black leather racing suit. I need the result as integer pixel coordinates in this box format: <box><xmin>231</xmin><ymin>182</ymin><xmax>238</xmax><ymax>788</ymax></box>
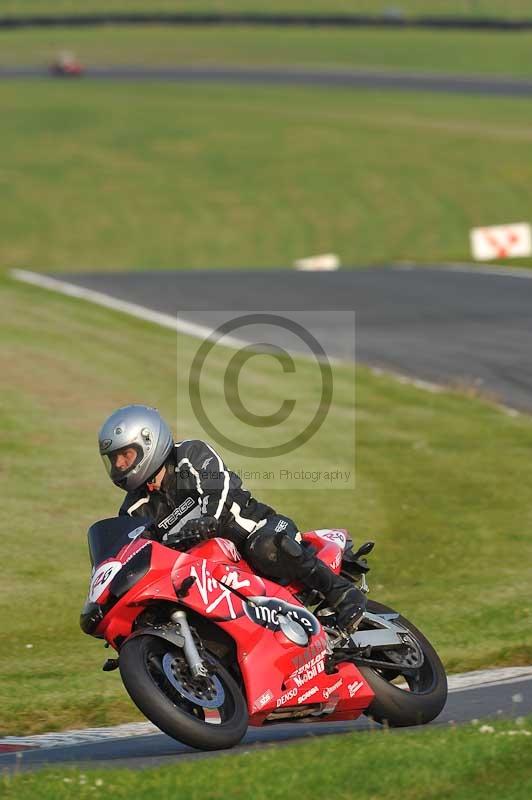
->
<box><xmin>119</xmin><ymin>440</ymin><xmax>282</xmax><ymax>543</ymax></box>
<box><xmin>119</xmin><ymin>439</ymin><xmax>365</xmax><ymax>627</ymax></box>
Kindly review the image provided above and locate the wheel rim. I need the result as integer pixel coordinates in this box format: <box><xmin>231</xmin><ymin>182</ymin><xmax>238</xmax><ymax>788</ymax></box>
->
<box><xmin>161</xmin><ymin>653</ymin><xmax>225</xmax><ymax>709</ymax></box>
<box><xmin>143</xmin><ymin>640</ymin><xmax>238</xmax><ymax>726</ymax></box>
<box><xmin>364</xmin><ymin>628</ymin><xmax>437</xmax><ymax>695</ymax></box>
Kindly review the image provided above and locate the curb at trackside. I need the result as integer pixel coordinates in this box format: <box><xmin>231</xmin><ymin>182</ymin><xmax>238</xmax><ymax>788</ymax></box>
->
<box><xmin>1</xmin><ymin>666</ymin><xmax>531</xmax><ymax>753</ymax></box>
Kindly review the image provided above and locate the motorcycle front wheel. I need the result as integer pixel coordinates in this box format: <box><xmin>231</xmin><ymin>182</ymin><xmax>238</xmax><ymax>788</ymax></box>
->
<box><xmin>119</xmin><ymin>634</ymin><xmax>248</xmax><ymax>750</ymax></box>
<box><xmin>358</xmin><ymin>600</ymin><xmax>448</xmax><ymax>727</ymax></box>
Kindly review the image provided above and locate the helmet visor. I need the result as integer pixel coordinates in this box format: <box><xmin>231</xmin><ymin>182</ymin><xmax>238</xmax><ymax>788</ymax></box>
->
<box><xmin>102</xmin><ymin>444</ymin><xmax>144</xmax><ymax>484</ymax></box>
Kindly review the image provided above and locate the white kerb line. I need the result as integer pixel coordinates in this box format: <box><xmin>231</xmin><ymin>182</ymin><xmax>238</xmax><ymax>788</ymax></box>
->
<box><xmin>10</xmin><ymin>269</ymin><xmax>246</xmax><ymax>348</ymax></box>
<box><xmin>10</xmin><ymin>268</ymin><xmax>347</xmax><ymax>365</ymax></box>
<box><xmin>2</xmin><ymin>667</ymin><xmax>532</xmax><ymax>751</ymax></box>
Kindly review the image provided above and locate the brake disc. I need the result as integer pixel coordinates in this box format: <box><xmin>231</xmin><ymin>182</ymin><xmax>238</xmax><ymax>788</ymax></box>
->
<box><xmin>162</xmin><ymin>653</ymin><xmax>225</xmax><ymax>709</ymax></box>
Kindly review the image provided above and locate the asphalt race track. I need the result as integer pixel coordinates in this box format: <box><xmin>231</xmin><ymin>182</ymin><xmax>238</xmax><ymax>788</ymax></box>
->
<box><xmin>49</xmin><ymin>265</ymin><xmax>532</xmax><ymax>411</ymax></box>
<box><xmin>1</xmin><ymin>675</ymin><xmax>532</xmax><ymax>772</ymax></box>
<box><xmin>4</xmin><ymin>65</ymin><xmax>532</xmax><ymax>97</ymax></box>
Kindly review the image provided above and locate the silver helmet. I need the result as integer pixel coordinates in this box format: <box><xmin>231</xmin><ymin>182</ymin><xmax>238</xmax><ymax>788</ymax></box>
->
<box><xmin>98</xmin><ymin>405</ymin><xmax>174</xmax><ymax>491</ymax></box>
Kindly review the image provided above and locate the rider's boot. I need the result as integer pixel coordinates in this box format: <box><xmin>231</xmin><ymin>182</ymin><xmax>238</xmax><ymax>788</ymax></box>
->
<box><xmin>279</xmin><ymin>537</ymin><xmax>366</xmax><ymax>633</ymax></box>
<box><xmin>305</xmin><ymin>559</ymin><xmax>366</xmax><ymax>633</ymax></box>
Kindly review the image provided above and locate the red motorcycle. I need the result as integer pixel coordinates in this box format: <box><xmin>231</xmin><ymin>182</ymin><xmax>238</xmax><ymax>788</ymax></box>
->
<box><xmin>81</xmin><ymin>517</ymin><xmax>447</xmax><ymax>750</ymax></box>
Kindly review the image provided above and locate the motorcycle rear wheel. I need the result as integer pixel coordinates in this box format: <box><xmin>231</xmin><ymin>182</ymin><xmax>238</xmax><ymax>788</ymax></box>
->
<box><xmin>358</xmin><ymin>600</ymin><xmax>448</xmax><ymax>727</ymax></box>
<box><xmin>119</xmin><ymin>634</ymin><xmax>248</xmax><ymax>750</ymax></box>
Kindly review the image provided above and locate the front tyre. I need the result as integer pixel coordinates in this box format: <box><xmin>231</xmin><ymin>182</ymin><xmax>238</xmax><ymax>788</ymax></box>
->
<box><xmin>359</xmin><ymin>600</ymin><xmax>448</xmax><ymax>727</ymax></box>
<box><xmin>119</xmin><ymin>635</ymin><xmax>248</xmax><ymax>750</ymax></box>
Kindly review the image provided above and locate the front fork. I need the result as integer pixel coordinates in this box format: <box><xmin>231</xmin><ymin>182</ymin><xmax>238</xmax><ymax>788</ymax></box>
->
<box><xmin>170</xmin><ymin>609</ymin><xmax>209</xmax><ymax>678</ymax></box>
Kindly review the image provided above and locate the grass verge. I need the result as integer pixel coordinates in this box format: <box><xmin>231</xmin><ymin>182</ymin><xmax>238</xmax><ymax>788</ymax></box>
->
<box><xmin>2</xmin><ymin>717</ymin><xmax>532</xmax><ymax>799</ymax></box>
<box><xmin>2</xmin><ymin>80</ymin><xmax>532</xmax><ymax>272</ymax></box>
<box><xmin>1</xmin><ymin>1</ymin><xmax>532</xmax><ymax>20</ymax></box>
<box><xmin>4</xmin><ymin>26</ymin><xmax>532</xmax><ymax>79</ymax></box>
<box><xmin>1</xmin><ymin>275</ymin><xmax>531</xmax><ymax>735</ymax></box>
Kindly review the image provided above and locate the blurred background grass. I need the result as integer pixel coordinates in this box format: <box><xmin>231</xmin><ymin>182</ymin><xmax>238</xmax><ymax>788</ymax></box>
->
<box><xmin>2</xmin><ymin>1</ymin><xmax>532</xmax><ymax>18</ymax></box>
<box><xmin>3</xmin><ymin>26</ymin><xmax>532</xmax><ymax>76</ymax></box>
<box><xmin>1</xmin><ymin>82</ymin><xmax>532</xmax><ymax>272</ymax></box>
<box><xmin>2</xmin><ymin>8</ymin><xmax>532</xmax><ymax>273</ymax></box>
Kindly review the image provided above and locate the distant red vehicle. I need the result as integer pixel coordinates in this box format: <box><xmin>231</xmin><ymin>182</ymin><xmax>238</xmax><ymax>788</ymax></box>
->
<box><xmin>50</xmin><ymin>51</ymin><xmax>84</xmax><ymax>77</ymax></box>
<box><xmin>81</xmin><ymin>516</ymin><xmax>447</xmax><ymax>751</ymax></box>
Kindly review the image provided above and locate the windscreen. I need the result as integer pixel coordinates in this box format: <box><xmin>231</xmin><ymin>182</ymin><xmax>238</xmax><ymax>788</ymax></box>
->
<box><xmin>87</xmin><ymin>516</ymin><xmax>152</xmax><ymax>567</ymax></box>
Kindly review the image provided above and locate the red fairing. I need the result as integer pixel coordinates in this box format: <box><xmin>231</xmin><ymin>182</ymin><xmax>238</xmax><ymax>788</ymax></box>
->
<box><xmin>301</xmin><ymin>528</ymin><xmax>349</xmax><ymax>574</ymax></box>
<box><xmin>84</xmin><ymin>532</ymin><xmax>374</xmax><ymax>726</ymax></box>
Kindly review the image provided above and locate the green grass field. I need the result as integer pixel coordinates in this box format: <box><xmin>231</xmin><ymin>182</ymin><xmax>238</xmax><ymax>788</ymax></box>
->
<box><xmin>3</xmin><ymin>717</ymin><xmax>532</xmax><ymax>799</ymax></box>
<box><xmin>1</xmin><ymin>274</ymin><xmax>532</xmax><ymax>735</ymax></box>
<box><xmin>1</xmin><ymin>80</ymin><xmax>532</xmax><ymax>274</ymax></box>
<box><xmin>2</xmin><ymin>1</ymin><xmax>532</xmax><ymax>19</ymax></box>
<box><xmin>4</xmin><ymin>25</ymin><xmax>532</xmax><ymax>79</ymax></box>
<box><xmin>1</xmin><ymin>18</ymin><xmax>532</xmax><ymax>743</ymax></box>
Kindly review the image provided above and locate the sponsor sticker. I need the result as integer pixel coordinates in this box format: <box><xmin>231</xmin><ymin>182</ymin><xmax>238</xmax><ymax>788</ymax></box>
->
<box><xmin>189</xmin><ymin>561</ymin><xmax>249</xmax><ymax>620</ymax></box>
<box><xmin>323</xmin><ymin>678</ymin><xmax>343</xmax><ymax>700</ymax></box>
<box><xmin>276</xmin><ymin>688</ymin><xmax>298</xmax><ymax>708</ymax></box>
<box><xmin>290</xmin><ymin>636</ymin><xmax>329</xmax><ymax>675</ymax></box>
<box><xmin>348</xmin><ymin>680</ymin><xmax>365</xmax><ymax>698</ymax></box>
<box><xmin>290</xmin><ymin>650</ymin><xmax>326</xmax><ymax>687</ymax></box>
<box><xmin>253</xmin><ymin>690</ymin><xmax>274</xmax><ymax>711</ymax></box>
<box><xmin>297</xmin><ymin>686</ymin><xmax>319</xmax><ymax>705</ymax></box>
<box><xmin>221</xmin><ymin>571</ymin><xmax>251</xmax><ymax>591</ymax></box>
<box><xmin>330</xmin><ymin>551</ymin><xmax>342</xmax><ymax>571</ymax></box>
<box><xmin>244</xmin><ymin>597</ymin><xmax>320</xmax><ymax>635</ymax></box>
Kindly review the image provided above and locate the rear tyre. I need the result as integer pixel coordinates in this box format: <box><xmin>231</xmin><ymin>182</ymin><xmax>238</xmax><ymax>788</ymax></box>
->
<box><xmin>119</xmin><ymin>634</ymin><xmax>248</xmax><ymax>750</ymax></box>
<box><xmin>359</xmin><ymin>600</ymin><xmax>447</xmax><ymax>727</ymax></box>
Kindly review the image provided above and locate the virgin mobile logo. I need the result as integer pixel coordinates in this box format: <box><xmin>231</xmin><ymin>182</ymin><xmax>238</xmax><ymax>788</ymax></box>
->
<box><xmin>244</xmin><ymin>597</ymin><xmax>320</xmax><ymax>635</ymax></box>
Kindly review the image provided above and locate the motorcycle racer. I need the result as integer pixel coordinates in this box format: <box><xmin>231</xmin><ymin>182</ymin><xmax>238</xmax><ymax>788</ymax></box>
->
<box><xmin>98</xmin><ymin>404</ymin><xmax>365</xmax><ymax>633</ymax></box>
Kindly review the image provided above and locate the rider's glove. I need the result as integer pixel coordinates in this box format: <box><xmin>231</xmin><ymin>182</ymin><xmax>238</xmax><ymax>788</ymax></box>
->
<box><xmin>187</xmin><ymin>515</ymin><xmax>220</xmax><ymax>539</ymax></box>
<box><xmin>163</xmin><ymin>515</ymin><xmax>220</xmax><ymax>551</ymax></box>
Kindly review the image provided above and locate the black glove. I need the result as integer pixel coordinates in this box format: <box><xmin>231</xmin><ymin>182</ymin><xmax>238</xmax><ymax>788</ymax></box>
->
<box><xmin>163</xmin><ymin>515</ymin><xmax>220</xmax><ymax>551</ymax></box>
<box><xmin>183</xmin><ymin>515</ymin><xmax>220</xmax><ymax>539</ymax></box>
